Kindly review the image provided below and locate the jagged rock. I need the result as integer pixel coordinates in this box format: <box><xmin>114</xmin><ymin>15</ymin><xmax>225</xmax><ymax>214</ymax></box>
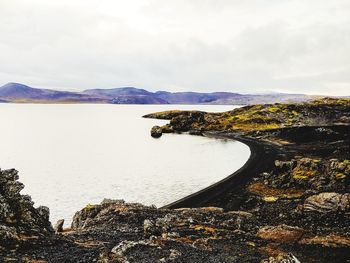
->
<box><xmin>151</xmin><ymin>125</ymin><xmax>163</xmax><ymax>138</ymax></box>
<box><xmin>169</xmin><ymin>111</ymin><xmax>206</xmax><ymax>132</ymax></box>
<box><xmin>0</xmin><ymin>168</ymin><xmax>54</xmax><ymax>249</ymax></box>
<box><xmin>263</xmin><ymin>157</ymin><xmax>350</xmax><ymax>190</ymax></box>
<box><xmin>54</xmin><ymin>219</ymin><xmax>64</xmax><ymax>233</ymax></box>
<box><xmin>257</xmin><ymin>225</ymin><xmax>305</xmax><ymax>244</ymax></box>
<box><xmin>71</xmin><ymin>200</ymin><xmax>162</xmax><ymax>230</ymax></box>
<box><xmin>299</xmin><ymin>192</ymin><xmax>350</xmax><ymax>214</ymax></box>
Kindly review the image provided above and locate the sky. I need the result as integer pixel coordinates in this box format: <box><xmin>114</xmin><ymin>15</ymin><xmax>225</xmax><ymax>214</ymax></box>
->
<box><xmin>0</xmin><ymin>0</ymin><xmax>349</xmax><ymax>95</ymax></box>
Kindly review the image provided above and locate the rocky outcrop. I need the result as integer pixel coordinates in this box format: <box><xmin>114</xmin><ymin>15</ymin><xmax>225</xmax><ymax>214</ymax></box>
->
<box><xmin>71</xmin><ymin>199</ymin><xmax>164</xmax><ymax>231</ymax></box>
<box><xmin>262</xmin><ymin>157</ymin><xmax>350</xmax><ymax>191</ymax></box>
<box><xmin>144</xmin><ymin>98</ymin><xmax>350</xmax><ymax>133</ymax></box>
<box><xmin>0</xmin><ymin>169</ymin><xmax>54</xmax><ymax>250</ymax></box>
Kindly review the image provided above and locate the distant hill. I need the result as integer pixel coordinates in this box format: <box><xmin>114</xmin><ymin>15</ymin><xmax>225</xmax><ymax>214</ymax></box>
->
<box><xmin>0</xmin><ymin>82</ymin><xmax>319</xmax><ymax>105</ymax></box>
<box><xmin>0</xmin><ymin>83</ymin><xmax>105</xmax><ymax>103</ymax></box>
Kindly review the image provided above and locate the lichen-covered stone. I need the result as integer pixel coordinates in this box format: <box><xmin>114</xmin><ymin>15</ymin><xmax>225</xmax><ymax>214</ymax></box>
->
<box><xmin>299</xmin><ymin>192</ymin><xmax>350</xmax><ymax>214</ymax></box>
<box><xmin>257</xmin><ymin>225</ymin><xmax>305</xmax><ymax>244</ymax></box>
<box><xmin>151</xmin><ymin>125</ymin><xmax>163</xmax><ymax>138</ymax></box>
<box><xmin>299</xmin><ymin>234</ymin><xmax>350</xmax><ymax>247</ymax></box>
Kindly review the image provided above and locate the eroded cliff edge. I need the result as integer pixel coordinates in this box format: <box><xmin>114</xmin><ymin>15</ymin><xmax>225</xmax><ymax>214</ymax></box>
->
<box><xmin>1</xmin><ymin>98</ymin><xmax>349</xmax><ymax>262</ymax></box>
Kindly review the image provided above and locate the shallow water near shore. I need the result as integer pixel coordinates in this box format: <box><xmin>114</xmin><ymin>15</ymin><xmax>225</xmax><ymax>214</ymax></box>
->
<box><xmin>0</xmin><ymin>104</ymin><xmax>250</xmax><ymax>226</ymax></box>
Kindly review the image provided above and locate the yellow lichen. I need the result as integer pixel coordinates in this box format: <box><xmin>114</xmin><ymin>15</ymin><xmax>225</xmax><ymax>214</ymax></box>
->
<box><xmin>85</xmin><ymin>203</ymin><xmax>94</xmax><ymax>210</ymax></box>
<box><xmin>335</xmin><ymin>173</ymin><xmax>346</xmax><ymax>179</ymax></box>
<box><xmin>192</xmin><ymin>225</ymin><xmax>217</xmax><ymax>234</ymax></box>
<box><xmin>263</xmin><ymin>196</ymin><xmax>279</xmax><ymax>202</ymax></box>
<box><xmin>268</xmin><ymin>107</ymin><xmax>280</xmax><ymax>113</ymax></box>
<box><xmin>291</xmin><ymin>167</ymin><xmax>316</xmax><ymax>181</ymax></box>
<box><xmin>246</xmin><ymin>241</ymin><xmax>256</xmax><ymax>247</ymax></box>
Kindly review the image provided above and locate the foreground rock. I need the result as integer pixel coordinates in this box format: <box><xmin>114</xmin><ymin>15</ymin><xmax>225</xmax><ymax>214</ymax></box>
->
<box><xmin>0</xmin><ymin>169</ymin><xmax>55</xmax><ymax>250</ymax></box>
<box><xmin>299</xmin><ymin>192</ymin><xmax>350</xmax><ymax>214</ymax></box>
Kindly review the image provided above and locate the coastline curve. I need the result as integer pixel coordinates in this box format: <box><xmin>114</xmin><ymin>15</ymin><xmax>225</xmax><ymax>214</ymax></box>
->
<box><xmin>162</xmin><ymin>132</ymin><xmax>280</xmax><ymax>210</ymax></box>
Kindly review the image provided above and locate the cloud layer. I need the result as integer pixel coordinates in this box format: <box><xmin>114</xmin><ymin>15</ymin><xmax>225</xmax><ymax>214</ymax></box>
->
<box><xmin>0</xmin><ymin>0</ymin><xmax>349</xmax><ymax>95</ymax></box>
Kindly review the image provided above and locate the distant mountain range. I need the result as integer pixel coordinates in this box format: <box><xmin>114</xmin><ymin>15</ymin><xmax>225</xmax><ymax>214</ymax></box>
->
<box><xmin>0</xmin><ymin>82</ymin><xmax>319</xmax><ymax>105</ymax></box>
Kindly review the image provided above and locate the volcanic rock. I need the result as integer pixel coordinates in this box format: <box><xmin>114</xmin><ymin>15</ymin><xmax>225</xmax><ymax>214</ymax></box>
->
<box><xmin>151</xmin><ymin>125</ymin><xmax>163</xmax><ymax>138</ymax></box>
<box><xmin>257</xmin><ymin>225</ymin><xmax>305</xmax><ymax>244</ymax></box>
<box><xmin>299</xmin><ymin>192</ymin><xmax>350</xmax><ymax>214</ymax></box>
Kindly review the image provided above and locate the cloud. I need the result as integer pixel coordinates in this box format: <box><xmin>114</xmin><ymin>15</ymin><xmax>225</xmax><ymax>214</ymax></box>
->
<box><xmin>0</xmin><ymin>0</ymin><xmax>349</xmax><ymax>95</ymax></box>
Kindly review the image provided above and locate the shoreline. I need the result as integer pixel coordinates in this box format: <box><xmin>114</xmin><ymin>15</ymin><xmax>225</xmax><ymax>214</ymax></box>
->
<box><xmin>163</xmin><ymin>132</ymin><xmax>280</xmax><ymax>210</ymax></box>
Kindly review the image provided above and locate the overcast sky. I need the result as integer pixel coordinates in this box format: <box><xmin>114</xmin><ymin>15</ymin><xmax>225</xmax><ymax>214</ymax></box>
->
<box><xmin>0</xmin><ymin>0</ymin><xmax>349</xmax><ymax>95</ymax></box>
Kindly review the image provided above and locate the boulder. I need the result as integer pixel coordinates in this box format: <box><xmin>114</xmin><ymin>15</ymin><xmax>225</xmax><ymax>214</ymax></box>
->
<box><xmin>151</xmin><ymin>125</ymin><xmax>162</xmax><ymax>138</ymax></box>
<box><xmin>299</xmin><ymin>192</ymin><xmax>350</xmax><ymax>214</ymax></box>
<box><xmin>257</xmin><ymin>224</ymin><xmax>305</xmax><ymax>244</ymax></box>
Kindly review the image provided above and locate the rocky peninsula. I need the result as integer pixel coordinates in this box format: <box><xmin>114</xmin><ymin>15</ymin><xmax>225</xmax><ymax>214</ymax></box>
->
<box><xmin>0</xmin><ymin>98</ymin><xmax>349</xmax><ymax>262</ymax></box>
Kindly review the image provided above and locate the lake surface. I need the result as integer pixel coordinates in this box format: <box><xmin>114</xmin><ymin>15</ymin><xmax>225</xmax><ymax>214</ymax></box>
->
<box><xmin>0</xmin><ymin>104</ymin><xmax>250</xmax><ymax>226</ymax></box>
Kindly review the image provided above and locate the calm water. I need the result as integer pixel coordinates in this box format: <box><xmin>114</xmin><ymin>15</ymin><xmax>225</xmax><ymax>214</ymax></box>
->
<box><xmin>0</xmin><ymin>104</ymin><xmax>250</xmax><ymax>226</ymax></box>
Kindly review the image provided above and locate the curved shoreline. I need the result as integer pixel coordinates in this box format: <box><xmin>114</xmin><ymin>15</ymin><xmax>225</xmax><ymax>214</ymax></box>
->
<box><xmin>163</xmin><ymin>132</ymin><xmax>281</xmax><ymax>210</ymax></box>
